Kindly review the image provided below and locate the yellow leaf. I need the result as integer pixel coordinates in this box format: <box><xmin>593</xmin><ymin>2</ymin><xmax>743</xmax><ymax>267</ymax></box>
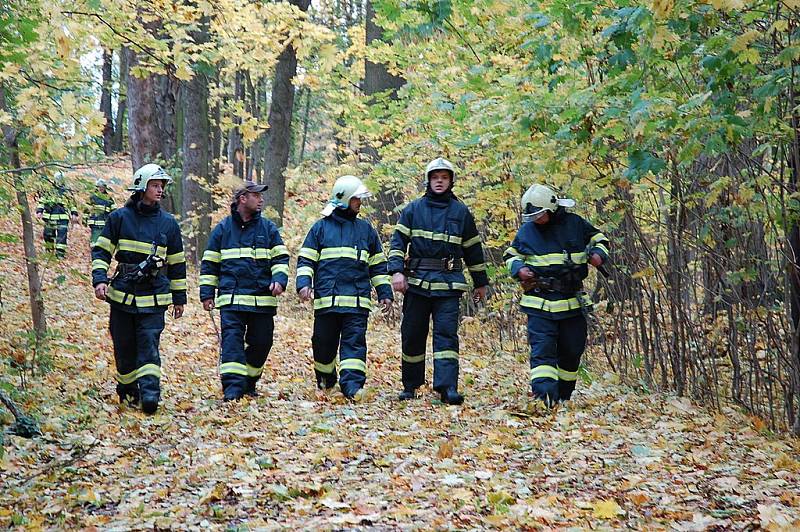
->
<box><xmin>175</xmin><ymin>63</ymin><xmax>194</xmax><ymax>81</ymax></box>
<box><xmin>592</xmin><ymin>498</ymin><xmax>624</xmax><ymax>519</ymax></box>
<box><xmin>731</xmin><ymin>30</ymin><xmax>759</xmax><ymax>53</ymax></box>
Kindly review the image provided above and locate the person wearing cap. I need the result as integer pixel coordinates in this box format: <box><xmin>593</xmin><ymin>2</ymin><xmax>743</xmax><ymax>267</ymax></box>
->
<box><xmin>87</xmin><ymin>178</ymin><xmax>115</xmax><ymax>246</ymax></box>
<box><xmin>388</xmin><ymin>157</ymin><xmax>489</xmax><ymax>405</ymax></box>
<box><xmin>503</xmin><ymin>184</ymin><xmax>610</xmax><ymax>406</ymax></box>
<box><xmin>35</xmin><ymin>171</ymin><xmax>79</xmax><ymax>259</ymax></box>
<box><xmin>200</xmin><ymin>181</ymin><xmax>289</xmax><ymax>401</ymax></box>
<box><xmin>91</xmin><ymin>163</ymin><xmax>187</xmax><ymax>415</ymax></box>
<box><xmin>296</xmin><ymin>175</ymin><xmax>393</xmax><ymax>401</ymax></box>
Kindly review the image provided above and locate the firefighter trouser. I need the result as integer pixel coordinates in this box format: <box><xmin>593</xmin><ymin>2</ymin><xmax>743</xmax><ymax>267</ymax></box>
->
<box><xmin>219</xmin><ymin>310</ymin><xmax>274</xmax><ymax>397</ymax></box>
<box><xmin>312</xmin><ymin>312</ymin><xmax>368</xmax><ymax>396</ymax></box>
<box><xmin>400</xmin><ymin>292</ymin><xmax>460</xmax><ymax>392</ymax></box>
<box><xmin>527</xmin><ymin>313</ymin><xmax>587</xmax><ymax>404</ymax></box>
<box><xmin>43</xmin><ymin>223</ymin><xmax>68</xmax><ymax>258</ymax></box>
<box><xmin>109</xmin><ymin>306</ymin><xmax>165</xmax><ymax>404</ymax></box>
<box><xmin>90</xmin><ymin>226</ymin><xmax>104</xmax><ymax>246</ymax></box>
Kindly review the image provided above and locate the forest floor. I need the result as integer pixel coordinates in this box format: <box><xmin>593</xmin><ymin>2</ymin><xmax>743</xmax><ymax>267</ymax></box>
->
<box><xmin>1</xmin><ymin>166</ymin><xmax>799</xmax><ymax>529</ymax></box>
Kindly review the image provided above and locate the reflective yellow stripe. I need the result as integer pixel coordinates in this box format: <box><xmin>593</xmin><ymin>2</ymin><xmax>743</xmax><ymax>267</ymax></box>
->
<box><xmin>95</xmin><ymin>236</ymin><xmax>115</xmax><ymax>253</ymax></box>
<box><xmin>92</xmin><ymin>259</ymin><xmax>110</xmax><ymax>272</ymax></box>
<box><xmin>116</xmin><ymin>368</ymin><xmax>138</xmax><ymax>385</ymax></box>
<box><xmin>299</xmin><ymin>247</ymin><xmax>320</xmax><ymax>261</ymax></box>
<box><xmin>590</xmin><ymin>233</ymin><xmax>607</xmax><ymax>245</ymax></box>
<box><xmin>216</xmin><ymin>294</ymin><xmax>278</xmax><ymax>307</ymax></box>
<box><xmin>407</xmin><ymin>277</ymin><xmax>467</xmax><ymax>291</ymax></box>
<box><xmin>107</xmin><ymin>287</ymin><xmax>172</xmax><ymax>307</ymax></box>
<box><xmin>315</xmin><ymin>360</ymin><xmax>336</xmax><ymax>374</ymax></box>
<box><xmin>270</xmin><ymin>244</ymin><xmax>289</xmax><ymax>258</ymax></box>
<box><xmin>270</xmin><ymin>264</ymin><xmax>289</xmax><ymax>275</ymax></box>
<box><xmin>368</xmin><ymin>253</ymin><xmax>387</xmax><ymax>266</ymax></box>
<box><xmin>167</xmin><ymin>251</ymin><xmax>185</xmax><ymax>265</ymax></box>
<box><xmin>524</xmin><ymin>251</ymin><xmax>587</xmax><ymax>267</ymax></box>
<box><xmin>558</xmin><ymin>367</ymin><xmax>578</xmax><ymax>381</ymax></box>
<box><xmin>402</xmin><ymin>353</ymin><xmax>425</xmax><ymax>364</ymax></box>
<box><xmin>462</xmin><ymin>234</ymin><xmax>481</xmax><ymax>248</ymax></box>
<box><xmin>395</xmin><ymin>224</ymin><xmax>411</xmax><ymax>236</ymax></box>
<box><xmin>199</xmin><ymin>274</ymin><xmax>219</xmax><ymax>286</ymax></box>
<box><xmin>319</xmin><ymin>247</ymin><xmax>367</xmax><ymax>262</ymax></box>
<box><xmin>246</xmin><ymin>364</ymin><xmax>263</xmax><ymax>377</ymax></box>
<box><xmin>118</xmin><ymin>238</ymin><xmax>166</xmax><ymax>256</ymax></box>
<box><xmin>170</xmin><ymin>278</ymin><xmax>187</xmax><ymax>290</ymax></box>
<box><xmin>389</xmin><ymin>249</ymin><xmax>406</xmax><ymax>259</ymax></box>
<box><xmin>531</xmin><ymin>365</ymin><xmax>559</xmax><ymax>380</ymax></box>
<box><xmin>339</xmin><ymin>358</ymin><xmax>366</xmax><ymax>373</ymax></box>
<box><xmin>220</xmin><ymin>247</ymin><xmax>270</xmax><ymax>260</ymax></box>
<box><xmin>203</xmin><ymin>250</ymin><xmax>221</xmax><ymax>263</ymax></box>
<box><xmin>313</xmin><ymin>295</ymin><xmax>374</xmax><ymax>311</ymax></box>
<box><xmin>520</xmin><ymin>293</ymin><xmax>592</xmax><ymax>313</ymax></box>
<box><xmin>296</xmin><ymin>266</ymin><xmax>315</xmax><ymax>278</ymax></box>
<box><xmin>593</xmin><ymin>243</ymin><xmax>610</xmax><ymax>256</ymax></box>
<box><xmin>410</xmin><ymin>229</ymin><xmax>462</xmax><ymax>245</ymax></box>
<box><xmin>371</xmin><ymin>275</ymin><xmax>391</xmax><ymax>287</ymax></box>
<box><xmin>88</xmin><ymin>220</ymin><xmax>106</xmax><ymax>227</ymax></box>
<box><xmin>220</xmin><ymin>362</ymin><xmax>248</xmax><ymax>376</ymax></box>
<box><xmin>468</xmin><ymin>263</ymin><xmax>486</xmax><ymax>272</ymax></box>
<box><xmin>433</xmin><ymin>350</ymin><xmax>459</xmax><ymax>360</ymax></box>
<box><xmin>47</xmin><ymin>213</ymin><xmax>70</xmax><ymax>221</ymax></box>
<box><xmin>137</xmin><ymin>364</ymin><xmax>162</xmax><ymax>380</ymax></box>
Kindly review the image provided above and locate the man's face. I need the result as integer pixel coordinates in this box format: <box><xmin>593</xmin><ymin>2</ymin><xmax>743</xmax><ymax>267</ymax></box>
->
<box><xmin>98</xmin><ymin>185</ymin><xmax>107</xmax><ymax>194</ymax></box>
<box><xmin>348</xmin><ymin>196</ymin><xmax>362</xmax><ymax>213</ymax></box>
<box><xmin>533</xmin><ymin>211</ymin><xmax>550</xmax><ymax>225</ymax></box>
<box><xmin>240</xmin><ymin>191</ymin><xmax>264</xmax><ymax>212</ymax></box>
<box><xmin>428</xmin><ymin>170</ymin><xmax>452</xmax><ymax>194</ymax></box>
<box><xmin>143</xmin><ymin>180</ymin><xmax>165</xmax><ymax>203</ymax></box>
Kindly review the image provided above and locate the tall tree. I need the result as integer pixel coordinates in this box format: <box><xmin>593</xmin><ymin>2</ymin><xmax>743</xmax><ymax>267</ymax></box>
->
<box><xmin>125</xmin><ymin>47</ymin><xmax>162</xmax><ymax>172</ymax></box>
<box><xmin>100</xmin><ymin>48</ymin><xmax>115</xmax><ymax>155</ymax></box>
<box><xmin>111</xmin><ymin>47</ymin><xmax>128</xmax><ymax>153</ymax></box>
<box><xmin>263</xmin><ymin>0</ymin><xmax>312</xmax><ymax>225</ymax></box>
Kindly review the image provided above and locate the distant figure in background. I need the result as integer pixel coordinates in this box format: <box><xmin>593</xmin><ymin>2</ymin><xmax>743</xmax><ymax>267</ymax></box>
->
<box><xmin>35</xmin><ymin>172</ymin><xmax>79</xmax><ymax>259</ymax></box>
<box><xmin>87</xmin><ymin>178</ymin><xmax>115</xmax><ymax>246</ymax></box>
<box><xmin>91</xmin><ymin>164</ymin><xmax>187</xmax><ymax>415</ymax></box>
<box><xmin>296</xmin><ymin>175</ymin><xmax>393</xmax><ymax>401</ymax></box>
<box><xmin>504</xmin><ymin>184</ymin><xmax>610</xmax><ymax>407</ymax></box>
<box><xmin>200</xmin><ymin>181</ymin><xmax>289</xmax><ymax>402</ymax></box>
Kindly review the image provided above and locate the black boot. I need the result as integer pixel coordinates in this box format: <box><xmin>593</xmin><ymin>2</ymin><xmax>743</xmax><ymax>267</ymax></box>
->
<box><xmin>398</xmin><ymin>388</ymin><xmax>417</xmax><ymax>401</ymax></box>
<box><xmin>245</xmin><ymin>377</ymin><xmax>259</xmax><ymax>397</ymax></box>
<box><xmin>117</xmin><ymin>384</ymin><xmax>140</xmax><ymax>407</ymax></box>
<box><xmin>141</xmin><ymin>396</ymin><xmax>159</xmax><ymax>415</ymax></box>
<box><xmin>440</xmin><ymin>387</ymin><xmax>464</xmax><ymax>405</ymax></box>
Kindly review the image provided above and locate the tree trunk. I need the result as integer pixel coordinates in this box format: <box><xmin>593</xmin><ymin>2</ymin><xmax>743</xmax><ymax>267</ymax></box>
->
<box><xmin>112</xmin><ymin>47</ymin><xmax>128</xmax><ymax>153</ymax></box>
<box><xmin>125</xmin><ymin>47</ymin><xmax>162</xmax><ymax>172</ymax></box>
<box><xmin>227</xmin><ymin>70</ymin><xmax>244</xmax><ymax>178</ymax></box>
<box><xmin>0</xmin><ymin>87</ymin><xmax>47</xmax><ymax>340</ymax></box>
<box><xmin>263</xmin><ymin>0</ymin><xmax>311</xmax><ymax>225</ymax></box>
<box><xmin>181</xmin><ymin>19</ymin><xmax>212</xmax><ymax>265</ymax></box>
<box><xmin>100</xmin><ymin>48</ymin><xmax>115</xmax><ymax>155</ymax></box>
<box><xmin>362</xmin><ymin>0</ymin><xmax>406</xmax><ymax>226</ymax></box>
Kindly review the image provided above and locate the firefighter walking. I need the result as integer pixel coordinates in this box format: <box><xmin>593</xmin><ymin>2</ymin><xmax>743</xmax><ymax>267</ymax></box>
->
<box><xmin>296</xmin><ymin>175</ymin><xmax>393</xmax><ymax>401</ymax></box>
<box><xmin>36</xmin><ymin>172</ymin><xmax>79</xmax><ymax>259</ymax></box>
<box><xmin>91</xmin><ymin>164</ymin><xmax>187</xmax><ymax>414</ymax></box>
<box><xmin>503</xmin><ymin>184</ymin><xmax>610</xmax><ymax>406</ymax></box>
<box><xmin>87</xmin><ymin>178</ymin><xmax>115</xmax><ymax>246</ymax></box>
<box><xmin>200</xmin><ymin>181</ymin><xmax>290</xmax><ymax>401</ymax></box>
<box><xmin>389</xmin><ymin>158</ymin><xmax>488</xmax><ymax>405</ymax></box>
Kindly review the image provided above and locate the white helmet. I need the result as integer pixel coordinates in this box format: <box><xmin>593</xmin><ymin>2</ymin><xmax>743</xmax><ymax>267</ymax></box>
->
<box><xmin>321</xmin><ymin>175</ymin><xmax>371</xmax><ymax>216</ymax></box>
<box><xmin>128</xmin><ymin>163</ymin><xmax>172</xmax><ymax>192</ymax></box>
<box><xmin>95</xmin><ymin>178</ymin><xmax>108</xmax><ymax>188</ymax></box>
<box><xmin>425</xmin><ymin>157</ymin><xmax>455</xmax><ymax>185</ymax></box>
<box><xmin>521</xmin><ymin>184</ymin><xmax>575</xmax><ymax>222</ymax></box>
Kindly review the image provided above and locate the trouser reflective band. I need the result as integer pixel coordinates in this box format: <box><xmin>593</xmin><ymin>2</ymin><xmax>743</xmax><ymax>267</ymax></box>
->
<box><xmin>312</xmin><ymin>312</ymin><xmax>368</xmax><ymax>395</ymax></box>
<box><xmin>219</xmin><ymin>310</ymin><xmax>274</xmax><ymax>396</ymax></box>
<box><xmin>109</xmin><ymin>308</ymin><xmax>165</xmax><ymax>402</ymax></box>
<box><xmin>400</xmin><ymin>292</ymin><xmax>460</xmax><ymax>391</ymax></box>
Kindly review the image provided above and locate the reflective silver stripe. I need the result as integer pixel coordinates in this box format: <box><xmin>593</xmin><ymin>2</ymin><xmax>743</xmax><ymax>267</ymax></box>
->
<box><xmin>220</xmin><ymin>247</ymin><xmax>270</xmax><ymax>260</ymax></box>
<box><xmin>368</xmin><ymin>253</ymin><xmax>387</xmax><ymax>266</ymax></box>
<box><xmin>525</xmin><ymin>251</ymin><xmax>587</xmax><ymax>267</ymax></box>
<box><xmin>270</xmin><ymin>244</ymin><xmax>289</xmax><ymax>258</ymax></box>
<box><xmin>531</xmin><ymin>365</ymin><xmax>558</xmax><ymax>380</ymax></box>
<box><xmin>407</xmin><ymin>277</ymin><xmax>468</xmax><ymax>291</ymax></box>
<box><xmin>339</xmin><ymin>358</ymin><xmax>366</xmax><ymax>373</ymax></box>
<box><xmin>402</xmin><ymin>353</ymin><xmax>425</xmax><ymax>364</ymax></box>
<box><xmin>313</xmin><ymin>295</ymin><xmax>374</xmax><ymax>311</ymax></box>
<box><xmin>199</xmin><ymin>274</ymin><xmax>219</xmax><ymax>286</ymax></box>
<box><xmin>202</xmin><ymin>250</ymin><xmax>221</xmax><ymax>262</ymax></box>
<box><xmin>433</xmin><ymin>350</ymin><xmax>459</xmax><ymax>360</ymax></box>
<box><xmin>462</xmin><ymin>234</ymin><xmax>481</xmax><ymax>248</ymax></box>
<box><xmin>319</xmin><ymin>247</ymin><xmax>367</xmax><ymax>262</ymax></box>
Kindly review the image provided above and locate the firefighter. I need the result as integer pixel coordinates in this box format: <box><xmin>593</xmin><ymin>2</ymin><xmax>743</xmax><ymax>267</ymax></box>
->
<box><xmin>35</xmin><ymin>172</ymin><xmax>79</xmax><ymax>259</ymax></box>
<box><xmin>91</xmin><ymin>164</ymin><xmax>187</xmax><ymax>415</ymax></box>
<box><xmin>296</xmin><ymin>175</ymin><xmax>393</xmax><ymax>401</ymax></box>
<box><xmin>388</xmin><ymin>158</ymin><xmax>489</xmax><ymax>405</ymax></box>
<box><xmin>199</xmin><ymin>181</ymin><xmax>290</xmax><ymax>401</ymax></box>
<box><xmin>503</xmin><ymin>184</ymin><xmax>610</xmax><ymax>406</ymax></box>
<box><xmin>87</xmin><ymin>178</ymin><xmax>115</xmax><ymax>246</ymax></box>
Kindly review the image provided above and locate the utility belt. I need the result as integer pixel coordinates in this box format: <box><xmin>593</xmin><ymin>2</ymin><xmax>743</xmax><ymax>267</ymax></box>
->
<box><xmin>115</xmin><ymin>260</ymin><xmax>167</xmax><ymax>283</ymax></box>
<box><xmin>406</xmin><ymin>257</ymin><xmax>463</xmax><ymax>271</ymax></box>
<box><xmin>526</xmin><ymin>277</ymin><xmax>582</xmax><ymax>294</ymax></box>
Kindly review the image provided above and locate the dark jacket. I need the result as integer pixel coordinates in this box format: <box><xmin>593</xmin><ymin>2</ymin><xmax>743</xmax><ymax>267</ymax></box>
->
<box><xmin>36</xmin><ymin>185</ymin><xmax>78</xmax><ymax>226</ymax></box>
<box><xmin>91</xmin><ymin>198</ymin><xmax>187</xmax><ymax>314</ymax></box>
<box><xmin>87</xmin><ymin>192</ymin><xmax>115</xmax><ymax>228</ymax></box>
<box><xmin>296</xmin><ymin>208</ymin><xmax>393</xmax><ymax>314</ymax></box>
<box><xmin>199</xmin><ymin>206</ymin><xmax>289</xmax><ymax>314</ymax></box>
<box><xmin>388</xmin><ymin>191</ymin><xmax>488</xmax><ymax>297</ymax></box>
<box><xmin>503</xmin><ymin>208</ymin><xmax>610</xmax><ymax>319</ymax></box>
